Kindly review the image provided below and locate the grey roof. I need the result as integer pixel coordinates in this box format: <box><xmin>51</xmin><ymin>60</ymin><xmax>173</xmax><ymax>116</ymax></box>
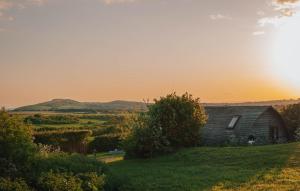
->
<box><xmin>204</xmin><ymin>106</ymin><xmax>278</xmax><ymax>130</ymax></box>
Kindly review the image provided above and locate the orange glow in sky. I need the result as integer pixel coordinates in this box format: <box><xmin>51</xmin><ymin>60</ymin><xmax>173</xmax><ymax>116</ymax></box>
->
<box><xmin>0</xmin><ymin>0</ymin><xmax>300</xmax><ymax>107</ymax></box>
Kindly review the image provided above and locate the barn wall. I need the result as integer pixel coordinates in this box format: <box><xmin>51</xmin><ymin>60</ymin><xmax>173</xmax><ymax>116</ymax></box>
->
<box><xmin>248</xmin><ymin>109</ymin><xmax>287</xmax><ymax>144</ymax></box>
<box><xmin>239</xmin><ymin>110</ymin><xmax>271</xmax><ymax>145</ymax></box>
<box><xmin>201</xmin><ymin>108</ymin><xmax>288</xmax><ymax>146</ymax></box>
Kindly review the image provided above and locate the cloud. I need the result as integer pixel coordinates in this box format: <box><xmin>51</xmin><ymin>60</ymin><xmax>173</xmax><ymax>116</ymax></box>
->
<box><xmin>209</xmin><ymin>14</ymin><xmax>232</xmax><ymax>20</ymax></box>
<box><xmin>0</xmin><ymin>0</ymin><xmax>46</xmax><ymax>21</ymax></box>
<box><xmin>272</xmin><ymin>0</ymin><xmax>300</xmax><ymax>16</ymax></box>
<box><xmin>101</xmin><ymin>0</ymin><xmax>138</xmax><ymax>5</ymax></box>
<box><xmin>276</xmin><ymin>0</ymin><xmax>299</xmax><ymax>3</ymax></box>
<box><xmin>256</xmin><ymin>0</ymin><xmax>300</xmax><ymax>28</ymax></box>
<box><xmin>252</xmin><ymin>31</ymin><xmax>265</xmax><ymax>36</ymax></box>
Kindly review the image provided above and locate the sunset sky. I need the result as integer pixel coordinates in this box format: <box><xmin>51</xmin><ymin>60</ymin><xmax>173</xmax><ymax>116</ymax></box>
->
<box><xmin>1</xmin><ymin>0</ymin><xmax>300</xmax><ymax>108</ymax></box>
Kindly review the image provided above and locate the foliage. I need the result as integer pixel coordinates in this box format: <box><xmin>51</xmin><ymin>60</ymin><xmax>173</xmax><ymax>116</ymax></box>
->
<box><xmin>37</xmin><ymin>171</ymin><xmax>105</xmax><ymax>191</ymax></box>
<box><xmin>110</xmin><ymin>143</ymin><xmax>300</xmax><ymax>191</ymax></box>
<box><xmin>148</xmin><ymin>92</ymin><xmax>207</xmax><ymax>148</ymax></box>
<box><xmin>295</xmin><ymin>128</ymin><xmax>300</xmax><ymax>141</ymax></box>
<box><xmin>0</xmin><ymin>109</ymin><xmax>125</xmax><ymax>190</ymax></box>
<box><xmin>31</xmin><ymin>153</ymin><xmax>108</xmax><ymax>179</ymax></box>
<box><xmin>77</xmin><ymin>172</ymin><xmax>105</xmax><ymax>191</ymax></box>
<box><xmin>280</xmin><ymin>103</ymin><xmax>300</xmax><ymax>140</ymax></box>
<box><xmin>123</xmin><ymin>93</ymin><xmax>207</xmax><ymax>158</ymax></box>
<box><xmin>88</xmin><ymin>135</ymin><xmax>121</xmax><ymax>153</ymax></box>
<box><xmin>0</xmin><ymin>108</ymin><xmax>37</xmax><ymax>177</ymax></box>
<box><xmin>0</xmin><ymin>178</ymin><xmax>31</xmax><ymax>191</ymax></box>
<box><xmin>37</xmin><ymin>171</ymin><xmax>82</xmax><ymax>191</ymax></box>
<box><xmin>25</xmin><ymin>114</ymin><xmax>79</xmax><ymax>125</ymax></box>
<box><xmin>30</xmin><ymin>153</ymin><xmax>112</xmax><ymax>190</ymax></box>
<box><xmin>122</xmin><ymin>114</ymin><xmax>171</xmax><ymax>158</ymax></box>
<box><xmin>34</xmin><ymin>130</ymin><xmax>92</xmax><ymax>153</ymax></box>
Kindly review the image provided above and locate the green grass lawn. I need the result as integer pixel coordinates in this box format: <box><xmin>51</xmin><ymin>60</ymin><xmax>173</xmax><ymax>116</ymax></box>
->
<box><xmin>107</xmin><ymin>143</ymin><xmax>300</xmax><ymax>191</ymax></box>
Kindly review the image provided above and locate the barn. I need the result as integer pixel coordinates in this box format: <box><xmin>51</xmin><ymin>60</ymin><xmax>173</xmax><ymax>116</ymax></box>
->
<box><xmin>201</xmin><ymin>106</ymin><xmax>289</xmax><ymax>145</ymax></box>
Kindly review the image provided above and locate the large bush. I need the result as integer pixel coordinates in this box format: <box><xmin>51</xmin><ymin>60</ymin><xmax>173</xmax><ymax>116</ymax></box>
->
<box><xmin>0</xmin><ymin>108</ymin><xmax>37</xmax><ymax>177</ymax></box>
<box><xmin>122</xmin><ymin>114</ymin><xmax>171</xmax><ymax>158</ymax></box>
<box><xmin>281</xmin><ymin>104</ymin><xmax>300</xmax><ymax>140</ymax></box>
<box><xmin>123</xmin><ymin>93</ymin><xmax>207</xmax><ymax>158</ymax></box>
<box><xmin>149</xmin><ymin>93</ymin><xmax>207</xmax><ymax>147</ymax></box>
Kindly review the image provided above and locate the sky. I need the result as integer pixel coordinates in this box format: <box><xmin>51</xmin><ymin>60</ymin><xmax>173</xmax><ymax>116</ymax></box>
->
<box><xmin>1</xmin><ymin>0</ymin><xmax>300</xmax><ymax>107</ymax></box>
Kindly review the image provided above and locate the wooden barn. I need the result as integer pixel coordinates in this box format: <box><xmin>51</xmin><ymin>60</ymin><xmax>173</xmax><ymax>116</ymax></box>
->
<box><xmin>201</xmin><ymin>106</ymin><xmax>289</xmax><ymax>145</ymax></box>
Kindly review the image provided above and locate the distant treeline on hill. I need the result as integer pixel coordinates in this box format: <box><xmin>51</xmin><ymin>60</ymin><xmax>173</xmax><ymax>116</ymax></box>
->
<box><xmin>14</xmin><ymin>99</ymin><xmax>148</xmax><ymax>113</ymax></box>
<box><xmin>13</xmin><ymin>98</ymin><xmax>300</xmax><ymax>113</ymax></box>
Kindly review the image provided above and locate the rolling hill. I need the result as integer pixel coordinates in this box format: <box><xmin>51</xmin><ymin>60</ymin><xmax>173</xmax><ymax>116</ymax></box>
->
<box><xmin>14</xmin><ymin>98</ymin><xmax>300</xmax><ymax>113</ymax></box>
<box><xmin>14</xmin><ymin>99</ymin><xmax>148</xmax><ymax>112</ymax></box>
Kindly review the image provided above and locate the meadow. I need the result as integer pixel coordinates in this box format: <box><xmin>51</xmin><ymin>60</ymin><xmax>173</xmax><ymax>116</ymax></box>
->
<box><xmin>102</xmin><ymin>143</ymin><xmax>300</xmax><ymax>191</ymax></box>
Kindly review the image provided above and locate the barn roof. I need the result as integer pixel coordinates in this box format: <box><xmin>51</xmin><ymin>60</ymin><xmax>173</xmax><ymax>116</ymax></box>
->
<box><xmin>203</xmin><ymin>106</ymin><xmax>282</xmax><ymax>130</ymax></box>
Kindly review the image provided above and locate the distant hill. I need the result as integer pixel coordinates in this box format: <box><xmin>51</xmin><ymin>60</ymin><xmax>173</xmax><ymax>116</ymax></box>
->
<box><xmin>14</xmin><ymin>99</ymin><xmax>148</xmax><ymax>113</ymax></box>
<box><xmin>14</xmin><ymin>98</ymin><xmax>300</xmax><ymax>113</ymax></box>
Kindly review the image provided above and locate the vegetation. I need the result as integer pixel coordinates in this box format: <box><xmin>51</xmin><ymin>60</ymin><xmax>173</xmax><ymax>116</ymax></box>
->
<box><xmin>25</xmin><ymin>114</ymin><xmax>79</xmax><ymax>125</ymax></box>
<box><xmin>88</xmin><ymin>135</ymin><xmax>121</xmax><ymax>153</ymax></box>
<box><xmin>281</xmin><ymin>103</ymin><xmax>300</xmax><ymax>140</ymax></box>
<box><xmin>0</xmin><ymin>109</ymin><xmax>125</xmax><ymax>191</ymax></box>
<box><xmin>109</xmin><ymin>143</ymin><xmax>300</xmax><ymax>191</ymax></box>
<box><xmin>34</xmin><ymin>130</ymin><xmax>92</xmax><ymax>153</ymax></box>
<box><xmin>0</xmin><ymin>108</ymin><xmax>37</xmax><ymax>178</ymax></box>
<box><xmin>0</xmin><ymin>178</ymin><xmax>31</xmax><ymax>191</ymax></box>
<box><xmin>123</xmin><ymin>93</ymin><xmax>207</xmax><ymax>158</ymax></box>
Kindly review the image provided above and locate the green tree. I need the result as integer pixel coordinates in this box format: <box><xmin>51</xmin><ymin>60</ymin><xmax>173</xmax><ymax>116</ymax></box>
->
<box><xmin>148</xmin><ymin>92</ymin><xmax>207</xmax><ymax>147</ymax></box>
<box><xmin>281</xmin><ymin>104</ymin><xmax>300</xmax><ymax>140</ymax></box>
<box><xmin>123</xmin><ymin>93</ymin><xmax>207</xmax><ymax>158</ymax></box>
<box><xmin>0</xmin><ymin>108</ymin><xmax>37</xmax><ymax>177</ymax></box>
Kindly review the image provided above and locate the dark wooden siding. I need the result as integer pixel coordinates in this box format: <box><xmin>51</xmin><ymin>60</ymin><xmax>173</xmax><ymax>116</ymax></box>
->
<box><xmin>201</xmin><ymin>106</ymin><xmax>288</xmax><ymax>146</ymax></box>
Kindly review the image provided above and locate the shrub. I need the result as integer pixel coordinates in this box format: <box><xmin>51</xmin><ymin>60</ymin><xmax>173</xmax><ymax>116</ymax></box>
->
<box><xmin>34</xmin><ymin>130</ymin><xmax>92</xmax><ymax>153</ymax></box>
<box><xmin>88</xmin><ymin>135</ymin><xmax>121</xmax><ymax>153</ymax></box>
<box><xmin>122</xmin><ymin>93</ymin><xmax>207</xmax><ymax>158</ymax></box>
<box><xmin>31</xmin><ymin>153</ymin><xmax>108</xmax><ymax>179</ymax></box>
<box><xmin>281</xmin><ymin>104</ymin><xmax>300</xmax><ymax>140</ymax></box>
<box><xmin>0</xmin><ymin>178</ymin><xmax>32</xmax><ymax>191</ymax></box>
<box><xmin>37</xmin><ymin>171</ymin><xmax>82</xmax><ymax>191</ymax></box>
<box><xmin>77</xmin><ymin>172</ymin><xmax>105</xmax><ymax>191</ymax></box>
<box><xmin>0</xmin><ymin>109</ymin><xmax>37</xmax><ymax>177</ymax></box>
<box><xmin>123</xmin><ymin>114</ymin><xmax>171</xmax><ymax>158</ymax></box>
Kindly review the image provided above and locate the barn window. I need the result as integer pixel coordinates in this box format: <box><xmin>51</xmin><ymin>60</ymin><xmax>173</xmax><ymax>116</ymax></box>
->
<box><xmin>228</xmin><ymin>116</ymin><xmax>240</xmax><ymax>129</ymax></box>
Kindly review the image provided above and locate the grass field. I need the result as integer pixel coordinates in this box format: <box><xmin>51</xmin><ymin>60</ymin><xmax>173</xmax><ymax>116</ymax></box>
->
<box><xmin>106</xmin><ymin>143</ymin><xmax>300</xmax><ymax>191</ymax></box>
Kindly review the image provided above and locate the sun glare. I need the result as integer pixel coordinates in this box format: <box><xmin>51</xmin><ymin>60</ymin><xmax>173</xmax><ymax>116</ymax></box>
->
<box><xmin>270</xmin><ymin>13</ymin><xmax>300</xmax><ymax>91</ymax></box>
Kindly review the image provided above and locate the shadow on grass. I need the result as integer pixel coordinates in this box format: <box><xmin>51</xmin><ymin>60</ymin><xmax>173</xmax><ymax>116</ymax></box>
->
<box><xmin>108</xmin><ymin>143</ymin><xmax>299</xmax><ymax>191</ymax></box>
